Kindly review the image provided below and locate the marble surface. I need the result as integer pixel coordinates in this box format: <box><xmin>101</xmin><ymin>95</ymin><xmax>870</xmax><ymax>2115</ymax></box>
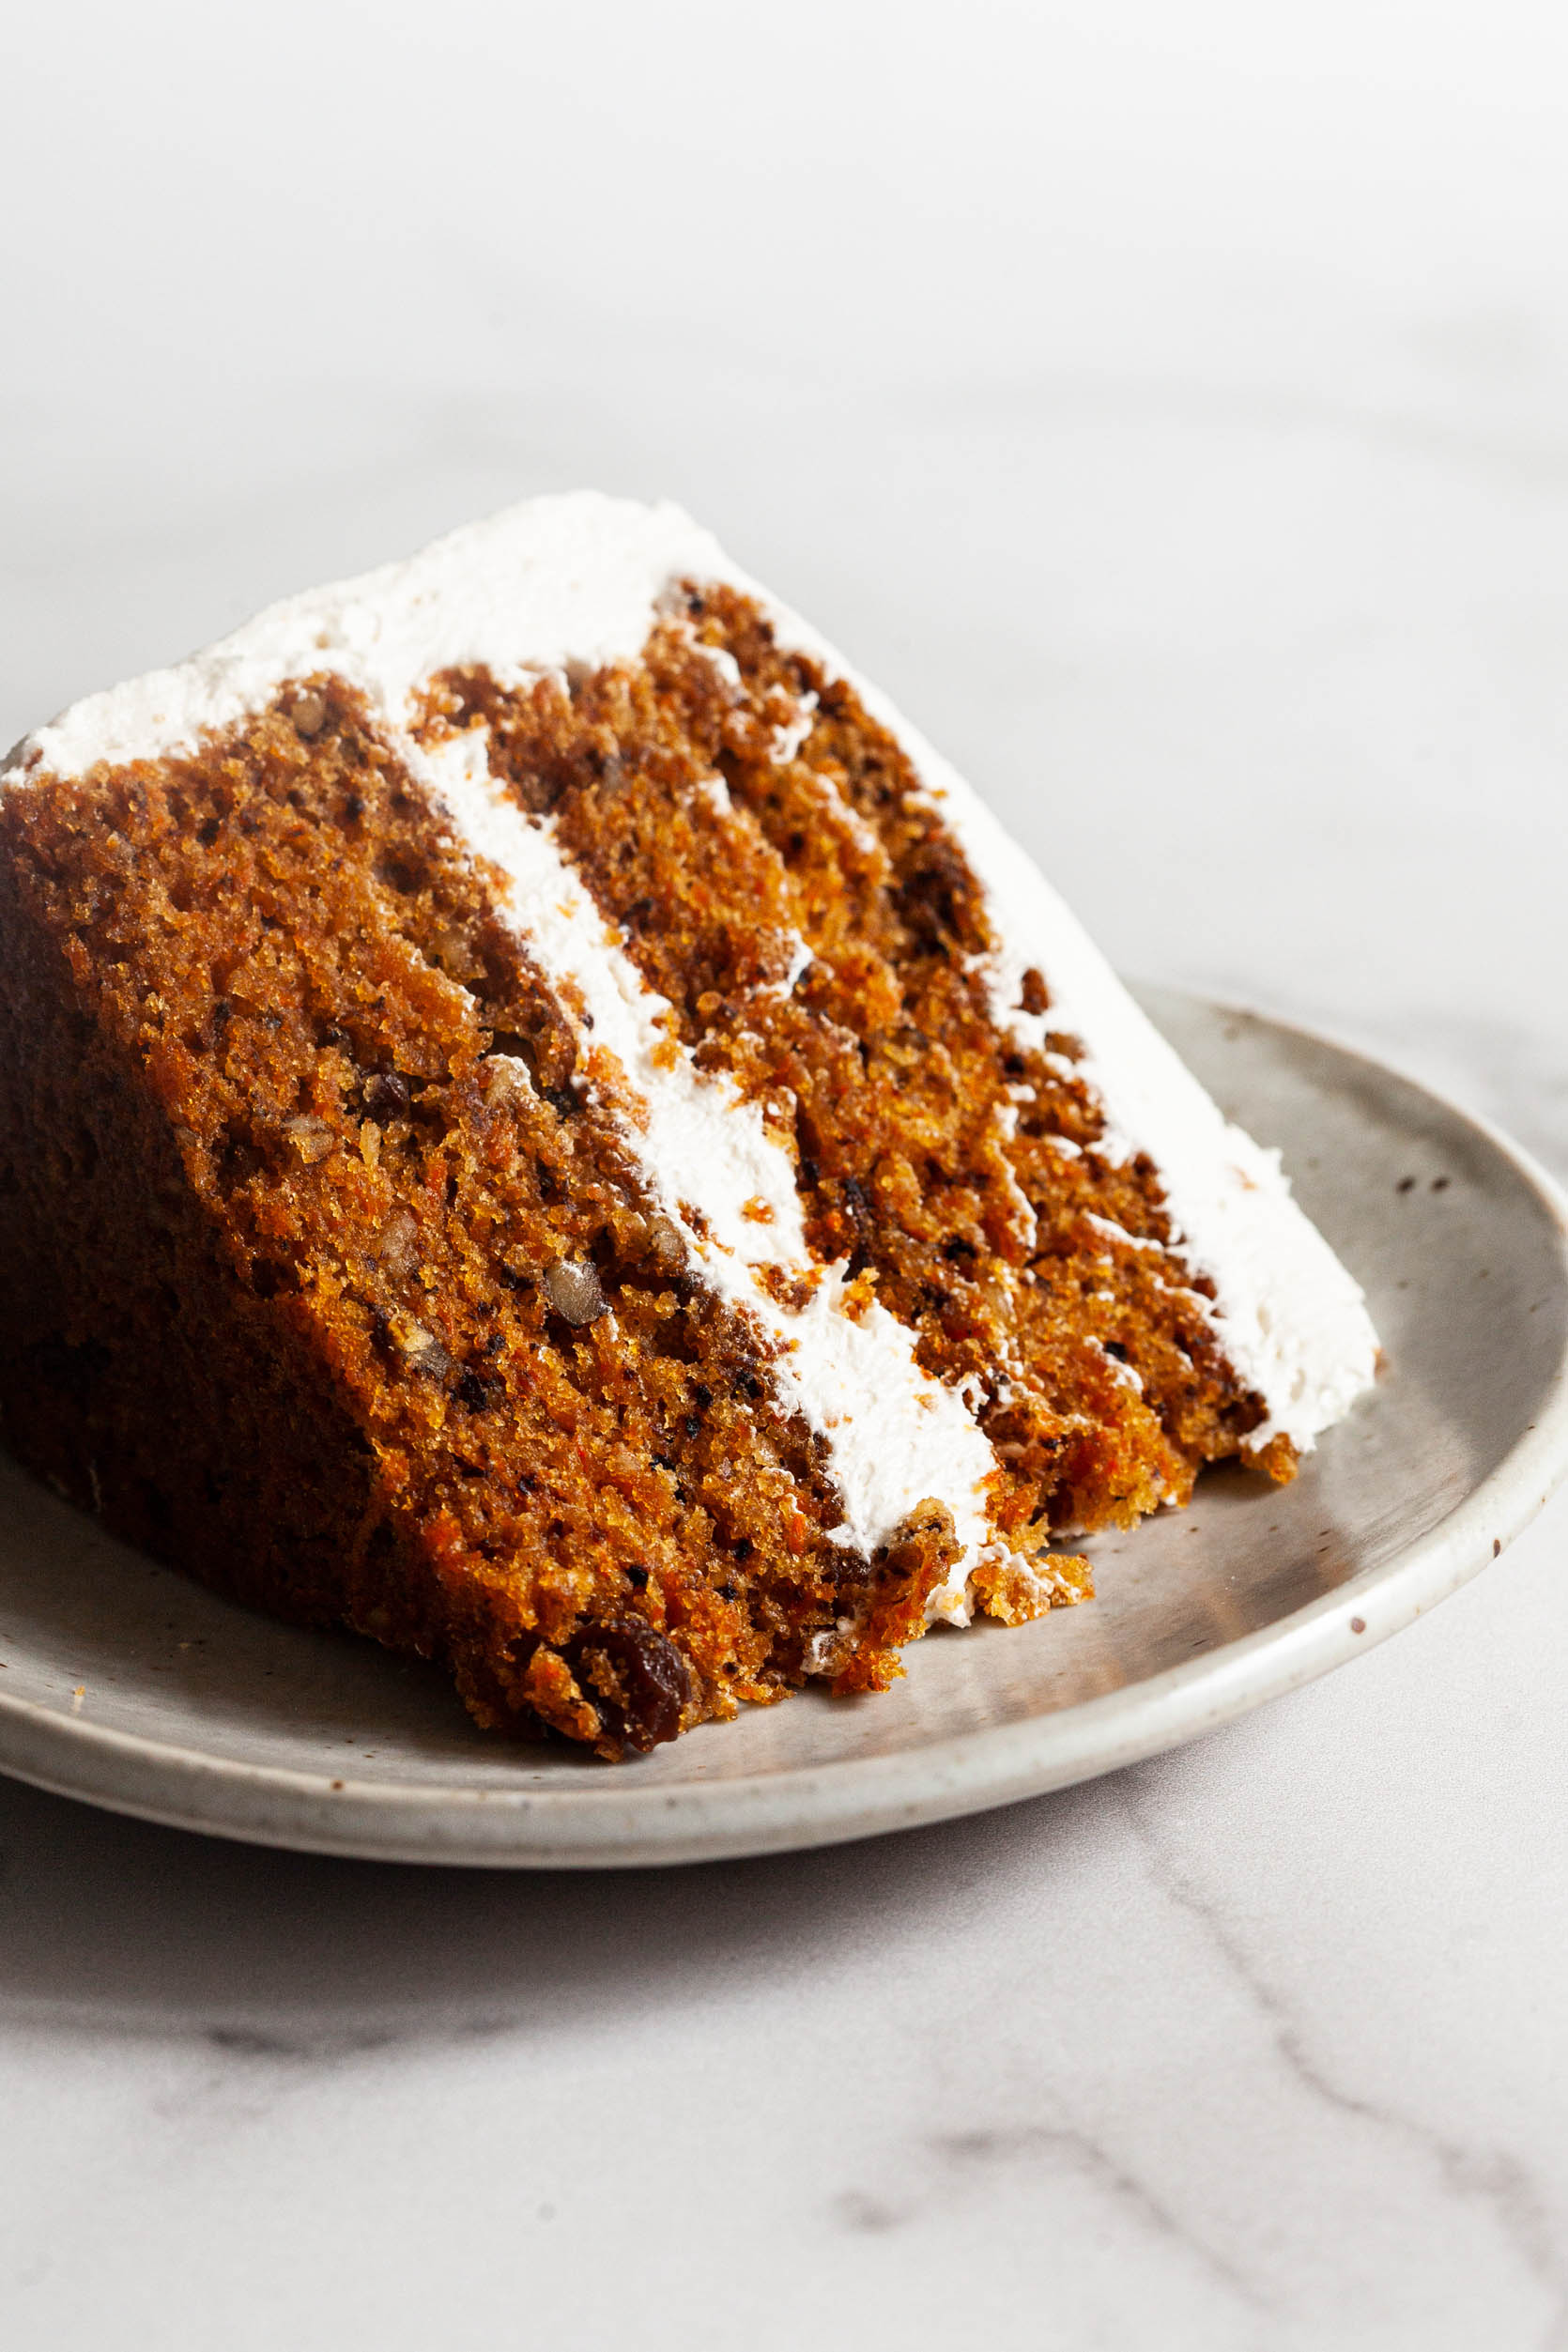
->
<box><xmin>3</xmin><ymin>4</ymin><xmax>1567</xmax><ymax>2342</ymax></box>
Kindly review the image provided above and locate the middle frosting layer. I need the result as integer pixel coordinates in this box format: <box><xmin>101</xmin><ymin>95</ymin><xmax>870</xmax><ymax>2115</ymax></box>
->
<box><xmin>413</xmin><ymin>726</ymin><xmax>1002</xmax><ymax>1617</ymax></box>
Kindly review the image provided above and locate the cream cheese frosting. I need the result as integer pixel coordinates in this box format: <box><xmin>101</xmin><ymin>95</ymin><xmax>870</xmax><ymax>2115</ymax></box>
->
<box><xmin>3</xmin><ymin>490</ymin><xmax>1378</xmax><ymax>1621</ymax></box>
<box><xmin>412</xmin><ymin>724</ymin><xmax>998</xmax><ymax>1596</ymax></box>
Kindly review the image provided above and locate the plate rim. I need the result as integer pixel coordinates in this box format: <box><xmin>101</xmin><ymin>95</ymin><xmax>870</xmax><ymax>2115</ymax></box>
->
<box><xmin>2</xmin><ymin>992</ymin><xmax>1565</xmax><ymax>1868</ymax></box>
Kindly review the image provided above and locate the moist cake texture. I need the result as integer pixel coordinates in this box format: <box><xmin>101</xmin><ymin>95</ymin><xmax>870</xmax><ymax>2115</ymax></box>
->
<box><xmin>0</xmin><ymin>496</ymin><xmax>1378</xmax><ymax>1756</ymax></box>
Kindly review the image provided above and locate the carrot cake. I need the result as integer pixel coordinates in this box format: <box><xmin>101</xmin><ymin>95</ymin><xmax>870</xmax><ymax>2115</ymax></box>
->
<box><xmin>0</xmin><ymin>495</ymin><xmax>1377</xmax><ymax>1757</ymax></box>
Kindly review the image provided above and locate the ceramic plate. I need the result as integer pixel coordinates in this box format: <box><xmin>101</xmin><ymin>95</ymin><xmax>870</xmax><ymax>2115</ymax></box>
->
<box><xmin>0</xmin><ymin>987</ymin><xmax>1564</xmax><ymax>1867</ymax></box>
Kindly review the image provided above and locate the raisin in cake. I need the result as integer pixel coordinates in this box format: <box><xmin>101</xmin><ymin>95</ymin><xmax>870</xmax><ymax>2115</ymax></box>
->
<box><xmin>0</xmin><ymin>495</ymin><xmax>1377</xmax><ymax>1756</ymax></box>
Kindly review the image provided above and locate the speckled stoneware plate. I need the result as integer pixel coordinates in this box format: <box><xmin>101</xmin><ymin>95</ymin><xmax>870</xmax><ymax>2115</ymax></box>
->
<box><xmin>0</xmin><ymin>986</ymin><xmax>1564</xmax><ymax>1868</ymax></box>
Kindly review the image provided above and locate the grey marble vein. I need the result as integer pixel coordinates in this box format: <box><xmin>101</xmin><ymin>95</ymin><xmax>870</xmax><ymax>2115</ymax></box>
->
<box><xmin>1119</xmin><ymin>1776</ymin><xmax>1568</xmax><ymax>2347</ymax></box>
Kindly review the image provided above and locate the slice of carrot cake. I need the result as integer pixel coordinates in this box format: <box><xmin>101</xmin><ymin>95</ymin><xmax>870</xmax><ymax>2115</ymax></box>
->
<box><xmin>0</xmin><ymin>494</ymin><xmax>1377</xmax><ymax>1756</ymax></box>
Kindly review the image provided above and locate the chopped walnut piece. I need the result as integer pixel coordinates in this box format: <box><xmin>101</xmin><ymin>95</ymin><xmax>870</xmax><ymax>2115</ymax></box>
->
<box><xmin>390</xmin><ymin>1315</ymin><xmax>453</xmax><ymax>1378</ymax></box>
<box><xmin>376</xmin><ymin>1208</ymin><xmax>420</xmax><ymax>1276</ymax></box>
<box><xmin>483</xmin><ymin>1054</ymin><xmax>534</xmax><ymax>1109</ymax></box>
<box><xmin>283</xmin><ymin>1115</ymin><xmax>334</xmax><ymax>1165</ymax></box>
<box><xmin>643</xmin><ymin>1214</ymin><xmax>685</xmax><ymax>1272</ymax></box>
<box><xmin>543</xmin><ymin>1259</ymin><xmax>607</xmax><ymax>1326</ymax></box>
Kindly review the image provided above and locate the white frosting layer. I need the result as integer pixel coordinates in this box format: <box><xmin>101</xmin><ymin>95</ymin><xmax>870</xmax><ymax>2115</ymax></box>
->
<box><xmin>4</xmin><ymin>490</ymin><xmax>1377</xmax><ymax>1619</ymax></box>
<box><xmin>414</xmin><ymin>727</ymin><xmax>996</xmax><ymax>1582</ymax></box>
<box><xmin>8</xmin><ymin>500</ymin><xmax>731</xmax><ymax>784</ymax></box>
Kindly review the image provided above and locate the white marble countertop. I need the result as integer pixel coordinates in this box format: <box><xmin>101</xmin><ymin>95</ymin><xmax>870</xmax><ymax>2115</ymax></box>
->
<box><xmin>4</xmin><ymin>5</ymin><xmax>1566</xmax><ymax>2344</ymax></box>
